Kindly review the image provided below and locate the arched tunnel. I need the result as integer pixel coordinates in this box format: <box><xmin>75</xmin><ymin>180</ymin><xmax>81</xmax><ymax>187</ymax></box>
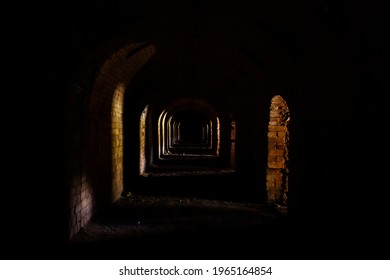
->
<box><xmin>64</xmin><ymin>19</ymin><xmax>300</xmax><ymax>258</ymax></box>
<box><xmin>10</xmin><ymin>0</ymin><xmax>389</xmax><ymax>260</ymax></box>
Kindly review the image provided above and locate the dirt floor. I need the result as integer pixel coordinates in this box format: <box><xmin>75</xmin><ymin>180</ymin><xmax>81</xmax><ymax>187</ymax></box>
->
<box><xmin>67</xmin><ymin>195</ymin><xmax>289</xmax><ymax>259</ymax></box>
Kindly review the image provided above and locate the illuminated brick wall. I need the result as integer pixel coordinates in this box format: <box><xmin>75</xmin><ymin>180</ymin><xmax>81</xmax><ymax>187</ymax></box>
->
<box><xmin>266</xmin><ymin>95</ymin><xmax>289</xmax><ymax>207</ymax></box>
<box><xmin>67</xmin><ymin>42</ymin><xmax>156</xmax><ymax>238</ymax></box>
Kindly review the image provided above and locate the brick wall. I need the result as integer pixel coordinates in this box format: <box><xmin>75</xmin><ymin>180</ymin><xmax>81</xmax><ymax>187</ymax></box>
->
<box><xmin>68</xmin><ymin>42</ymin><xmax>156</xmax><ymax>238</ymax></box>
<box><xmin>266</xmin><ymin>95</ymin><xmax>289</xmax><ymax>207</ymax></box>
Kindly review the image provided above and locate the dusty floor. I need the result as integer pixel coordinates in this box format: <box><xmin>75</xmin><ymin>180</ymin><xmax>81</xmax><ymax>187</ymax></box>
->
<box><xmin>64</xmin><ymin>193</ymin><xmax>388</xmax><ymax>260</ymax></box>
<box><xmin>67</xmin><ymin>195</ymin><xmax>290</xmax><ymax>259</ymax></box>
<box><xmin>71</xmin><ymin>195</ymin><xmax>286</xmax><ymax>242</ymax></box>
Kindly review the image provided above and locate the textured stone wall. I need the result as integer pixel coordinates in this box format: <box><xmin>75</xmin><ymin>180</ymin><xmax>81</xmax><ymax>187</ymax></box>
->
<box><xmin>266</xmin><ymin>95</ymin><xmax>289</xmax><ymax>207</ymax></box>
<box><xmin>139</xmin><ymin>105</ymin><xmax>149</xmax><ymax>175</ymax></box>
<box><xmin>68</xmin><ymin>43</ymin><xmax>156</xmax><ymax>238</ymax></box>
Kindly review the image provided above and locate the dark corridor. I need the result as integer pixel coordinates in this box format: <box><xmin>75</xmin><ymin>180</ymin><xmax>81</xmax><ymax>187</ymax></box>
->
<box><xmin>5</xmin><ymin>0</ymin><xmax>390</xmax><ymax>260</ymax></box>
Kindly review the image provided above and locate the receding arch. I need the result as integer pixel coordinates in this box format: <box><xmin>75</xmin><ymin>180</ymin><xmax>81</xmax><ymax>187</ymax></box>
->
<box><xmin>157</xmin><ymin>98</ymin><xmax>221</xmax><ymax>159</ymax></box>
<box><xmin>136</xmin><ymin>97</ymin><xmax>236</xmax><ymax>177</ymax></box>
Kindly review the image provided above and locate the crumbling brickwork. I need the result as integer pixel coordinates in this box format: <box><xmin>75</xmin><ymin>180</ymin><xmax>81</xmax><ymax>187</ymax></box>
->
<box><xmin>266</xmin><ymin>95</ymin><xmax>289</xmax><ymax>207</ymax></box>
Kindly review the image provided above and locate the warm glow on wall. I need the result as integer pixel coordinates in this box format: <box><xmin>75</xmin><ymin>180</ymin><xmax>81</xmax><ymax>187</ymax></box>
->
<box><xmin>266</xmin><ymin>95</ymin><xmax>290</xmax><ymax>209</ymax></box>
<box><xmin>140</xmin><ymin>105</ymin><xmax>149</xmax><ymax>175</ymax></box>
<box><xmin>112</xmin><ymin>83</ymin><xmax>125</xmax><ymax>199</ymax></box>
